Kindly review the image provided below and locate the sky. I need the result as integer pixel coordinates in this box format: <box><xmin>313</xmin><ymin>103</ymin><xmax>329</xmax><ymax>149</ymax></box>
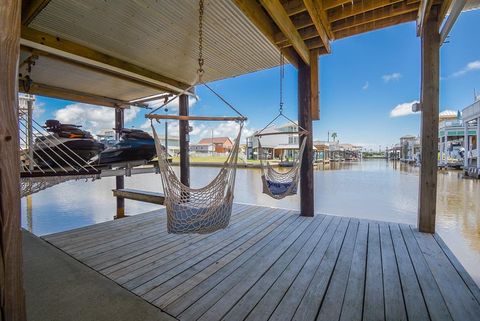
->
<box><xmin>33</xmin><ymin>10</ymin><xmax>480</xmax><ymax>150</ymax></box>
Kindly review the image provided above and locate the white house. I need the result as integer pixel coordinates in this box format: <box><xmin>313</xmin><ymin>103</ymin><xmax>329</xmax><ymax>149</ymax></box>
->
<box><xmin>246</xmin><ymin>123</ymin><xmax>301</xmax><ymax>160</ymax></box>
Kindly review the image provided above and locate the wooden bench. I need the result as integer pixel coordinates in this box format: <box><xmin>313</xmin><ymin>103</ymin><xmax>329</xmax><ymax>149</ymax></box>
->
<box><xmin>112</xmin><ymin>188</ymin><xmax>165</xmax><ymax>205</ymax></box>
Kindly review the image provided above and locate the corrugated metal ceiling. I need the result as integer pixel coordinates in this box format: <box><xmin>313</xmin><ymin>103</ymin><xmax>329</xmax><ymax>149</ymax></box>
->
<box><xmin>29</xmin><ymin>0</ymin><xmax>281</xmax><ymax>85</ymax></box>
<box><xmin>19</xmin><ymin>48</ymin><xmax>161</xmax><ymax>102</ymax></box>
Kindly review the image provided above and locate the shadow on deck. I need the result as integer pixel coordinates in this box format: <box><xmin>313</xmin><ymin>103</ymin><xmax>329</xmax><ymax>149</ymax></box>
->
<box><xmin>32</xmin><ymin>203</ymin><xmax>480</xmax><ymax>321</ymax></box>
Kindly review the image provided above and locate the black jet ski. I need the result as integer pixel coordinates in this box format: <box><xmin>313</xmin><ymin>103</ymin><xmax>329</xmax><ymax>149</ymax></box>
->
<box><xmin>95</xmin><ymin>128</ymin><xmax>156</xmax><ymax>166</ymax></box>
<box><xmin>33</xmin><ymin>119</ymin><xmax>104</xmax><ymax>168</ymax></box>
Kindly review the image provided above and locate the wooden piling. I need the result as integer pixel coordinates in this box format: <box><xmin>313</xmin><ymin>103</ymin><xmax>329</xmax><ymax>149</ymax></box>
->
<box><xmin>179</xmin><ymin>94</ymin><xmax>190</xmax><ymax>187</ymax></box>
<box><xmin>298</xmin><ymin>52</ymin><xmax>315</xmax><ymax>217</ymax></box>
<box><xmin>0</xmin><ymin>0</ymin><xmax>27</xmax><ymax>319</ymax></box>
<box><xmin>418</xmin><ymin>6</ymin><xmax>440</xmax><ymax>233</ymax></box>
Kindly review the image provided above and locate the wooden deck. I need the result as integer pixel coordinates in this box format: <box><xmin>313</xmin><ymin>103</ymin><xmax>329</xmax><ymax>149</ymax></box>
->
<box><xmin>43</xmin><ymin>204</ymin><xmax>480</xmax><ymax>321</ymax></box>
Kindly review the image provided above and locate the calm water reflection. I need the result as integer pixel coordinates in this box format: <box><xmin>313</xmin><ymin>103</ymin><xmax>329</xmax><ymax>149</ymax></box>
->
<box><xmin>21</xmin><ymin>159</ymin><xmax>480</xmax><ymax>285</ymax></box>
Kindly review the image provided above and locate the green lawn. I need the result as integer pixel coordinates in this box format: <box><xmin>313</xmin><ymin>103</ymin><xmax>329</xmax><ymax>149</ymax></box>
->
<box><xmin>172</xmin><ymin>156</ymin><xmax>264</xmax><ymax>164</ymax></box>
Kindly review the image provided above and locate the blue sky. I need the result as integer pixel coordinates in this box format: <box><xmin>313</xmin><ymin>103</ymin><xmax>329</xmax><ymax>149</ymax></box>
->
<box><xmin>34</xmin><ymin>10</ymin><xmax>480</xmax><ymax>149</ymax></box>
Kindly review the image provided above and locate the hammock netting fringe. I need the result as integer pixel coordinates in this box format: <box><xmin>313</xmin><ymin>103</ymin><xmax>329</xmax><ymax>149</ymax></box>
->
<box><xmin>21</xmin><ymin>175</ymin><xmax>97</xmax><ymax>198</ymax></box>
<box><xmin>152</xmin><ymin>124</ymin><xmax>242</xmax><ymax>234</ymax></box>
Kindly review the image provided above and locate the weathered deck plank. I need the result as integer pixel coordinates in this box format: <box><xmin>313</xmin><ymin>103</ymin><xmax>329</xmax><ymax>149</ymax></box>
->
<box><xmin>42</xmin><ymin>204</ymin><xmax>480</xmax><ymax>321</ymax></box>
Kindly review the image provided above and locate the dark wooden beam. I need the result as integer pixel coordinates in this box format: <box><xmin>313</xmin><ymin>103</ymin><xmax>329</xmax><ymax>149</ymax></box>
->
<box><xmin>298</xmin><ymin>57</ymin><xmax>314</xmax><ymax>217</ymax></box>
<box><xmin>334</xmin><ymin>11</ymin><xmax>417</xmax><ymax>39</ymax></box>
<box><xmin>20</xmin><ymin>27</ymin><xmax>190</xmax><ymax>93</ymax></box>
<box><xmin>233</xmin><ymin>0</ymin><xmax>300</xmax><ymax>68</ymax></box>
<box><xmin>179</xmin><ymin>94</ymin><xmax>190</xmax><ymax>187</ymax></box>
<box><xmin>331</xmin><ymin>1</ymin><xmax>420</xmax><ymax>32</ymax></box>
<box><xmin>18</xmin><ymin>80</ymin><xmax>141</xmax><ymax>108</ymax></box>
<box><xmin>0</xmin><ymin>0</ymin><xmax>27</xmax><ymax>319</ymax></box>
<box><xmin>418</xmin><ymin>6</ymin><xmax>440</xmax><ymax>233</ymax></box>
<box><xmin>303</xmin><ymin>0</ymin><xmax>333</xmax><ymax>48</ymax></box>
<box><xmin>260</xmin><ymin>0</ymin><xmax>310</xmax><ymax>64</ymax></box>
<box><xmin>310</xmin><ymin>49</ymin><xmax>320</xmax><ymax>120</ymax></box>
<box><xmin>22</xmin><ymin>0</ymin><xmax>51</xmax><ymax>25</ymax></box>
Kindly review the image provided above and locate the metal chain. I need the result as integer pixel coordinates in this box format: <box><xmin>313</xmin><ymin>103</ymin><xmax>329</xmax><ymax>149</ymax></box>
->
<box><xmin>279</xmin><ymin>52</ymin><xmax>284</xmax><ymax>114</ymax></box>
<box><xmin>197</xmin><ymin>0</ymin><xmax>205</xmax><ymax>78</ymax></box>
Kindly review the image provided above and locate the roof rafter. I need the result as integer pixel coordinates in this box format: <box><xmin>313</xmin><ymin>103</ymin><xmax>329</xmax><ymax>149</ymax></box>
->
<box><xmin>334</xmin><ymin>10</ymin><xmax>417</xmax><ymax>39</ymax></box>
<box><xmin>233</xmin><ymin>0</ymin><xmax>300</xmax><ymax>67</ymax></box>
<box><xmin>282</xmin><ymin>0</ymin><xmax>307</xmax><ymax>15</ymax></box>
<box><xmin>328</xmin><ymin>0</ymin><xmax>405</xmax><ymax>22</ymax></box>
<box><xmin>303</xmin><ymin>0</ymin><xmax>333</xmax><ymax>50</ymax></box>
<box><xmin>260</xmin><ymin>0</ymin><xmax>311</xmax><ymax>64</ymax></box>
<box><xmin>331</xmin><ymin>1</ymin><xmax>419</xmax><ymax>32</ymax></box>
<box><xmin>21</xmin><ymin>0</ymin><xmax>51</xmax><ymax>26</ymax></box>
<box><xmin>20</xmin><ymin>27</ymin><xmax>190</xmax><ymax>93</ymax></box>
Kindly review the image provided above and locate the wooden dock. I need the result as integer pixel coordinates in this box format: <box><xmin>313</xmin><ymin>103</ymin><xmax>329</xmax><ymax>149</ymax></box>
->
<box><xmin>43</xmin><ymin>204</ymin><xmax>480</xmax><ymax>321</ymax></box>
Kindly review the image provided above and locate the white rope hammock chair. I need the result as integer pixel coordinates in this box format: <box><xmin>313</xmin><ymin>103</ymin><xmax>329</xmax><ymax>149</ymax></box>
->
<box><xmin>151</xmin><ymin>122</ymin><xmax>242</xmax><ymax>234</ymax></box>
<box><xmin>258</xmin><ymin>135</ymin><xmax>307</xmax><ymax>199</ymax></box>
<box><xmin>145</xmin><ymin>0</ymin><xmax>246</xmax><ymax>234</ymax></box>
<box><xmin>256</xmin><ymin>52</ymin><xmax>308</xmax><ymax>200</ymax></box>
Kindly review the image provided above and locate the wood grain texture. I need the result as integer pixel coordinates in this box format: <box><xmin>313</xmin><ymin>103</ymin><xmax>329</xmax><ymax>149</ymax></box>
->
<box><xmin>0</xmin><ymin>0</ymin><xmax>27</xmax><ymax>319</ymax></box>
<box><xmin>42</xmin><ymin>204</ymin><xmax>480</xmax><ymax>321</ymax></box>
<box><xmin>298</xmin><ymin>59</ymin><xmax>314</xmax><ymax>216</ymax></box>
<box><xmin>418</xmin><ymin>5</ymin><xmax>440</xmax><ymax>233</ymax></box>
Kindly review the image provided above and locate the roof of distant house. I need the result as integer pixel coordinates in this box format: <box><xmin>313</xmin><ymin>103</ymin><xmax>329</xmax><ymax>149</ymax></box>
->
<box><xmin>198</xmin><ymin>137</ymin><xmax>233</xmax><ymax>145</ymax></box>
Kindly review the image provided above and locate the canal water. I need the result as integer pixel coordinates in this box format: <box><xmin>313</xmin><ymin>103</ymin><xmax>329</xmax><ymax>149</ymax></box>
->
<box><xmin>21</xmin><ymin>159</ymin><xmax>480</xmax><ymax>285</ymax></box>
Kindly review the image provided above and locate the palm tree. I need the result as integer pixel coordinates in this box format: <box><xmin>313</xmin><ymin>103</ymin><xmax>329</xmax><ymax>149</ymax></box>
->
<box><xmin>331</xmin><ymin>132</ymin><xmax>338</xmax><ymax>143</ymax></box>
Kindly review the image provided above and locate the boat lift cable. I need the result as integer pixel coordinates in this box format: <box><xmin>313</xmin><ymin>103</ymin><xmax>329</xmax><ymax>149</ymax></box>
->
<box><xmin>22</xmin><ymin>116</ymin><xmax>98</xmax><ymax>172</ymax></box>
<box><xmin>18</xmin><ymin>130</ymin><xmax>56</xmax><ymax>172</ymax></box>
<box><xmin>18</xmin><ymin>122</ymin><xmax>69</xmax><ymax>172</ymax></box>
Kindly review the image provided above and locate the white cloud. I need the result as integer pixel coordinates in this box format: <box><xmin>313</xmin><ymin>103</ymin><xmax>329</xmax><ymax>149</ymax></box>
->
<box><xmin>362</xmin><ymin>81</ymin><xmax>369</xmax><ymax>90</ymax></box>
<box><xmin>452</xmin><ymin>60</ymin><xmax>480</xmax><ymax>77</ymax></box>
<box><xmin>390</xmin><ymin>100</ymin><xmax>419</xmax><ymax>118</ymax></box>
<box><xmin>33</xmin><ymin>102</ymin><xmax>45</xmax><ymax>117</ymax></box>
<box><xmin>54</xmin><ymin>103</ymin><xmax>139</xmax><ymax>134</ymax></box>
<box><xmin>382</xmin><ymin>72</ymin><xmax>402</xmax><ymax>82</ymax></box>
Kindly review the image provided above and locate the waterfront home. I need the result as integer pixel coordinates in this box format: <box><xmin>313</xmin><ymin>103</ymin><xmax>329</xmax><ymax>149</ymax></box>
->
<box><xmin>438</xmin><ymin>110</ymin><xmax>477</xmax><ymax>168</ymax></box>
<box><xmin>3</xmin><ymin>1</ymin><xmax>480</xmax><ymax>320</ymax></box>
<box><xmin>247</xmin><ymin>123</ymin><xmax>300</xmax><ymax>160</ymax></box>
<box><xmin>400</xmin><ymin>135</ymin><xmax>421</xmax><ymax>163</ymax></box>
<box><xmin>195</xmin><ymin>137</ymin><xmax>234</xmax><ymax>154</ymax></box>
<box><xmin>462</xmin><ymin>98</ymin><xmax>480</xmax><ymax>176</ymax></box>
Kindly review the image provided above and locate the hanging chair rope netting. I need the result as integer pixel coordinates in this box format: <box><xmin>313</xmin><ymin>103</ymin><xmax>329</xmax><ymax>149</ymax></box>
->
<box><xmin>255</xmin><ymin>49</ymin><xmax>308</xmax><ymax>200</ymax></box>
<box><xmin>151</xmin><ymin>122</ymin><xmax>242</xmax><ymax>234</ymax></box>
<box><xmin>258</xmin><ymin>134</ymin><xmax>307</xmax><ymax>199</ymax></box>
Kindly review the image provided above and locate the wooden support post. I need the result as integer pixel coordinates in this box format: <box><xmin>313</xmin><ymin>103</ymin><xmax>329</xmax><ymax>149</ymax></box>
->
<box><xmin>179</xmin><ymin>94</ymin><xmax>190</xmax><ymax>187</ymax></box>
<box><xmin>418</xmin><ymin>6</ymin><xmax>440</xmax><ymax>233</ymax></box>
<box><xmin>310</xmin><ymin>50</ymin><xmax>320</xmax><ymax>120</ymax></box>
<box><xmin>115</xmin><ymin>107</ymin><xmax>125</xmax><ymax>219</ymax></box>
<box><xmin>0</xmin><ymin>0</ymin><xmax>27</xmax><ymax>319</ymax></box>
<box><xmin>298</xmin><ymin>55</ymin><xmax>314</xmax><ymax>217</ymax></box>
